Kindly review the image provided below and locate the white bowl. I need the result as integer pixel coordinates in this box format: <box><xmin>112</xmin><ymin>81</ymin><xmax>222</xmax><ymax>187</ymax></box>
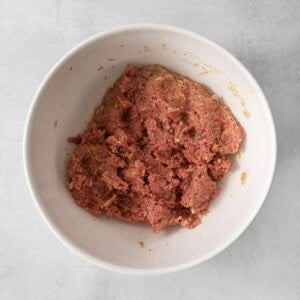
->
<box><xmin>23</xmin><ymin>24</ymin><xmax>276</xmax><ymax>274</ymax></box>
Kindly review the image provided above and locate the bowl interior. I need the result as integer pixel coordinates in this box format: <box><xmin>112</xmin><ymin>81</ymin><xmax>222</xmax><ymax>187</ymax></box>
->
<box><xmin>25</xmin><ymin>25</ymin><xmax>276</xmax><ymax>273</ymax></box>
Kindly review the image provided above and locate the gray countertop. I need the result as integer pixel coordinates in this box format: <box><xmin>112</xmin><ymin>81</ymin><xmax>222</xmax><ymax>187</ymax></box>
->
<box><xmin>0</xmin><ymin>1</ymin><xmax>299</xmax><ymax>299</ymax></box>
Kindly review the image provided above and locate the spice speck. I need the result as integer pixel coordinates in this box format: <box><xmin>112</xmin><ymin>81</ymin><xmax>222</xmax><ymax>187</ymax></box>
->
<box><xmin>240</xmin><ymin>171</ymin><xmax>248</xmax><ymax>185</ymax></box>
<box><xmin>144</xmin><ymin>45</ymin><xmax>153</xmax><ymax>51</ymax></box>
<box><xmin>243</xmin><ymin>109</ymin><xmax>251</xmax><ymax>119</ymax></box>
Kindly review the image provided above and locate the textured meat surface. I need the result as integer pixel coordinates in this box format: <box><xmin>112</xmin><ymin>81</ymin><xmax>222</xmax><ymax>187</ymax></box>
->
<box><xmin>67</xmin><ymin>65</ymin><xmax>245</xmax><ymax>232</ymax></box>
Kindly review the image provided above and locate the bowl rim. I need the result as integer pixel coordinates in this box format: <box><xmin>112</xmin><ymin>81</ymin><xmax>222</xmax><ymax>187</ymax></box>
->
<box><xmin>23</xmin><ymin>23</ymin><xmax>277</xmax><ymax>275</ymax></box>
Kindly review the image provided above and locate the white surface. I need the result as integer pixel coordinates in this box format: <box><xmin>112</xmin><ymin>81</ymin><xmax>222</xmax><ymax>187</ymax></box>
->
<box><xmin>0</xmin><ymin>0</ymin><xmax>299</xmax><ymax>298</ymax></box>
<box><xmin>24</xmin><ymin>24</ymin><xmax>276</xmax><ymax>274</ymax></box>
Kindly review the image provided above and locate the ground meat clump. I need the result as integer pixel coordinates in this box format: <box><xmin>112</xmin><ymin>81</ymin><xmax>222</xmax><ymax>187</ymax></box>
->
<box><xmin>67</xmin><ymin>65</ymin><xmax>245</xmax><ymax>232</ymax></box>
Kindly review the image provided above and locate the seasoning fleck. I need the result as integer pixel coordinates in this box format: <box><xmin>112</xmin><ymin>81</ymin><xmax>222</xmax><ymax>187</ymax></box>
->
<box><xmin>199</xmin><ymin>67</ymin><xmax>209</xmax><ymax>75</ymax></box>
<box><xmin>227</xmin><ymin>80</ymin><xmax>247</xmax><ymax>108</ymax></box>
<box><xmin>144</xmin><ymin>45</ymin><xmax>153</xmax><ymax>52</ymax></box>
<box><xmin>98</xmin><ymin>66</ymin><xmax>103</xmax><ymax>71</ymax></box>
<box><xmin>120</xmin><ymin>44</ymin><xmax>125</xmax><ymax>47</ymax></box>
<box><xmin>240</xmin><ymin>171</ymin><xmax>248</xmax><ymax>185</ymax></box>
<box><xmin>243</xmin><ymin>109</ymin><xmax>251</xmax><ymax>119</ymax></box>
<box><xmin>161</xmin><ymin>43</ymin><xmax>167</xmax><ymax>50</ymax></box>
<box><xmin>139</xmin><ymin>241</ymin><xmax>145</xmax><ymax>249</ymax></box>
<box><xmin>69</xmin><ymin>66</ymin><xmax>73</xmax><ymax>71</ymax></box>
<box><xmin>53</xmin><ymin>119</ymin><xmax>58</xmax><ymax>128</ymax></box>
<box><xmin>108</xmin><ymin>58</ymin><xmax>115</xmax><ymax>61</ymax></box>
<box><xmin>203</xmin><ymin>64</ymin><xmax>222</xmax><ymax>74</ymax></box>
<box><xmin>227</xmin><ymin>80</ymin><xmax>239</xmax><ymax>97</ymax></box>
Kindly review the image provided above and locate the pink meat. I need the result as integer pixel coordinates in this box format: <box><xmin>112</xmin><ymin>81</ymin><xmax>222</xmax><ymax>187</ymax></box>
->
<box><xmin>67</xmin><ymin>65</ymin><xmax>245</xmax><ymax>232</ymax></box>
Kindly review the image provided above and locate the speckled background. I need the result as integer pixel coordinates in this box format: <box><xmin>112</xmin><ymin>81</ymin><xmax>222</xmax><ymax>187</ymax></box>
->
<box><xmin>0</xmin><ymin>1</ymin><xmax>299</xmax><ymax>299</ymax></box>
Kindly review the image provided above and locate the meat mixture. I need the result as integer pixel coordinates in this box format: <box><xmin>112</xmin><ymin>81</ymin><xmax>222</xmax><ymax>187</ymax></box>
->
<box><xmin>67</xmin><ymin>65</ymin><xmax>245</xmax><ymax>232</ymax></box>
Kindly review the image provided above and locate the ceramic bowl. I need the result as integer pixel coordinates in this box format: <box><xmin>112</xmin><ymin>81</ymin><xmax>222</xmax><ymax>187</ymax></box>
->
<box><xmin>23</xmin><ymin>24</ymin><xmax>276</xmax><ymax>274</ymax></box>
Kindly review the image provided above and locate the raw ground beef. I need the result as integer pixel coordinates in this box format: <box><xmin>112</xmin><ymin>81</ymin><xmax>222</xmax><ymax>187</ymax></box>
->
<box><xmin>67</xmin><ymin>65</ymin><xmax>245</xmax><ymax>232</ymax></box>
